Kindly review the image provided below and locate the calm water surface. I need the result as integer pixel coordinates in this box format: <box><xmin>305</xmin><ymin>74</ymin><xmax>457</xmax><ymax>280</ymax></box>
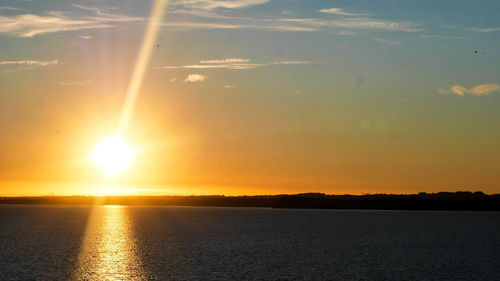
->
<box><xmin>0</xmin><ymin>205</ymin><xmax>499</xmax><ymax>280</ymax></box>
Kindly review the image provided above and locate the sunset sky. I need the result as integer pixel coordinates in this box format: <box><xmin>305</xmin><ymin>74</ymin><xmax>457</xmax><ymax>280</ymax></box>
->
<box><xmin>1</xmin><ymin>0</ymin><xmax>500</xmax><ymax>196</ymax></box>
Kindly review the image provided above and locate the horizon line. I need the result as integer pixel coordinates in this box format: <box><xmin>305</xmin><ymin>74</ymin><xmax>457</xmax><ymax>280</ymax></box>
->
<box><xmin>1</xmin><ymin>190</ymin><xmax>496</xmax><ymax>198</ymax></box>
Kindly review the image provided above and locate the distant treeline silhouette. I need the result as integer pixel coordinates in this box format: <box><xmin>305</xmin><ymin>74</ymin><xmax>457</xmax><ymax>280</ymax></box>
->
<box><xmin>1</xmin><ymin>191</ymin><xmax>499</xmax><ymax>211</ymax></box>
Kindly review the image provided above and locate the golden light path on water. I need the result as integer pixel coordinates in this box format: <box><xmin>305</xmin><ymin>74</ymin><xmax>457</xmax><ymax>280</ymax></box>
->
<box><xmin>74</xmin><ymin>206</ymin><xmax>146</xmax><ymax>280</ymax></box>
<box><xmin>76</xmin><ymin>0</ymin><xmax>169</xmax><ymax>279</ymax></box>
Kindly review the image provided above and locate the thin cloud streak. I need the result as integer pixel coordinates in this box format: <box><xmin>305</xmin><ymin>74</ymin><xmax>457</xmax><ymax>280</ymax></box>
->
<box><xmin>319</xmin><ymin>8</ymin><xmax>364</xmax><ymax>17</ymax></box>
<box><xmin>469</xmin><ymin>27</ymin><xmax>500</xmax><ymax>33</ymax></box>
<box><xmin>0</xmin><ymin>7</ymin><xmax>21</xmax><ymax>11</ymax></box>
<box><xmin>0</xmin><ymin>59</ymin><xmax>59</xmax><ymax>66</ymax></box>
<box><xmin>280</xmin><ymin>18</ymin><xmax>422</xmax><ymax>32</ymax></box>
<box><xmin>200</xmin><ymin>58</ymin><xmax>250</xmax><ymax>63</ymax></box>
<box><xmin>162</xmin><ymin>13</ymin><xmax>421</xmax><ymax>34</ymax></box>
<box><xmin>421</xmin><ymin>34</ymin><xmax>467</xmax><ymax>39</ymax></box>
<box><xmin>0</xmin><ymin>14</ymin><xmax>113</xmax><ymax>37</ymax></box>
<box><xmin>161</xmin><ymin>17</ymin><xmax>420</xmax><ymax>32</ymax></box>
<box><xmin>158</xmin><ymin>58</ymin><xmax>310</xmax><ymax>70</ymax></box>
<box><xmin>161</xmin><ymin>21</ymin><xmax>241</xmax><ymax>30</ymax></box>
<box><xmin>0</xmin><ymin>5</ymin><xmax>142</xmax><ymax>38</ymax></box>
<box><xmin>172</xmin><ymin>0</ymin><xmax>269</xmax><ymax>10</ymax></box>
<box><xmin>161</xmin><ymin>20</ymin><xmax>315</xmax><ymax>32</ymax></box>
<box><xmin>72</xmin><ymin>4</ymin><xmax>143</xmax><ymax>22</ymax></box>
<box><xmin>163</xmin><ymin>3</ymin><xmax>422</xmax><ymax>37</ymax></box>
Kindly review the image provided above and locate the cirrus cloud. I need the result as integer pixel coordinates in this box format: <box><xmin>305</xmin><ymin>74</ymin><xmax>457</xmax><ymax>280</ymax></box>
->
<box><xmin>0</xmin><ymin>5</ymin><xmax>141</xmax><ymax>38</ymax></box>
<box><xmin>319</xmin><ymin>8</ymin><xmax>364</xmax><ymax>17</ymax></box>
<box><xmin>172</xmin><ymin>0</ymin><xmax>269</xmax><ymax>11</ymax></box>
<box><xmin>159</xmin><ymin>58</ymin><xmax>310</xmax><ymax>70</ymax></box>
<box><xmin>0</xmin><ymin>59</ymin><xmax>59</xmax><ymax>66</ymax></box>
<box><xmin>0</xmin><ymin>14</ymin><xmax>113</xmax><ymax>37</ymax></box>
<box><xmin>468</xmin><ymin>27</ymin><xmax>500</xmax><ymax>33</ymax></box>
<box><xmin>164</xmin><ymin>5</ymin><xmax>421</xmax><ymax>36</ymax></box>
<box><xmin>0</xmin><ymin>59</ymin><xmax>60</xmax><ymax>73</ymax></box>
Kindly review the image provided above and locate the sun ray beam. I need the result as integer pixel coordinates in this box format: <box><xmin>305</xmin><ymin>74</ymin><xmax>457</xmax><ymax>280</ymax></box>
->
<box><xmin>118</xmin><ymin>0</ymin><xmax>169</xmax><ymax>134</ymax></box>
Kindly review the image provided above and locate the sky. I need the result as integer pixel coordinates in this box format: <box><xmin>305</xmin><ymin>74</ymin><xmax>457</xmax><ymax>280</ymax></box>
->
<box><xmin>1</xmin><ymin>0</ymin><xmax>500</xmax><ymax>196</ymax></box>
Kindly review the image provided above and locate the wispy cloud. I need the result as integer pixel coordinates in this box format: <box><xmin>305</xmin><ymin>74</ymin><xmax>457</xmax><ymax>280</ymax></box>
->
<box><xmin>0</xmin><ymin>14</ymin><xmax>113</xmax><ymax>37</ymax></box>
<box><xmin>0</xmin><ymin>5</ymin><xmax>141</xmax><ymax>38</ymax></box>
<box><xmin>0</xmin><ymin>59</ymin><xmax>60</xmax><ymax>73</ymax></box>
<box><xmin>72</xmin><ymin>4</ymin><xmax>142</xmax><ymax>22</ymax></box>
<box><xmin>319</xmin><ymin>8</ymin><xmax>363</xmax><ymax>17</ymax></box>
<box><xmin>162</xmin><ymin>21</ymin><xmax>241</xmax><ymax>30</ymax></box>
<box><xmin>158</xmin><ymin>58</ymin><xmax>310</xmax><ymax>70</ymax></box>
<box><xmin>258</xmin><ymin>25</ymin><xmax>316</xmax><ymax>32</ymax></box>
<box><xmin>172</xmin><ymin>0</ymin><xmax>269</xmax><ymax>11</ymax></box>
<box><xmin>58</xmin><ymin>79</ymin><xmax>91</xmax><ymax>86</ymax></box>
<box><xmin>468</xmin><ymin>27</ymin><xmax>500</xmax><ymax>33</ymax></box>
<box><xmin>439</xmin><ymin>83</ymin><xmax>500</xmax><ymax>96</ymax></box>
<box><xmin>184</xmin><ymin>73</ymin><xmax>206</xmax><ymax>82</ymax></box>
<box><xmin>420</xmin><ymin>34</ymin><xmax>467</xmax><ymax>40</ymax></box>
<box><xmin>162</xmin><ymin>16</ymin><xmax>421</xmax><ymax>34</ymax></box>
<box><xmin>0</xmin><ymin>7</ymin><xmax>21</xmax><ymax>11</ymax></box>
<box><xmin>280</xmin><ymin>17</ymin><xmax>421</xmax><ymax>32</ymax></box>
<box><xmin>223</xmin><ymin>85</ymin><xmax>234</xmax><ymax>88</ymax></box>
<box><xmin>0</xmin><ymin>59</ymin><xmax>59</xmax><ymax>66</ymax></box>
<box><xmin>161</xmin><ymin>13</ymin><xmax>315</xmax><ymax>32</ymax></box>
<box><xmin>200</xmin><ymin>58</ymin><xmax>250</xmax><ymax>63</ymax></box>
<box><xmin>164</xmin><ymin>6</ymin><xmax>421</xmax><ymax>35</ymax></box>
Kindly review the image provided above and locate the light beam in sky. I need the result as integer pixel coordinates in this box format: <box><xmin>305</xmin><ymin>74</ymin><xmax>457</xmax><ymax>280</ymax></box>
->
<box><xmin>118</xmin><ymin>0</ymin><xmax>169</xmax><ymax>134</ymax></box>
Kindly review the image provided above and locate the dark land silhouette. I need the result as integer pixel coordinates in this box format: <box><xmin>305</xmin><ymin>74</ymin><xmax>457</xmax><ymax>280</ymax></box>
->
<box><xmin>1</xmin><ymin>191</ymin><xmax>499</xmax><ymax>211</ymax></box>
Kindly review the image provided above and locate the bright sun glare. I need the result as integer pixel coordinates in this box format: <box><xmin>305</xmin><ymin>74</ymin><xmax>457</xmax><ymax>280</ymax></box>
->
<box><xmin>92</xmin><ymin>136</ymin><xmax>134</xmax><ymax>177</ymax></box>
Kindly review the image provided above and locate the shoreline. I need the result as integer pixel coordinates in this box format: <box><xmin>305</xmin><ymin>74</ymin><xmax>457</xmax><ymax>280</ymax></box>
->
<box><xmin>1</xmin><ymin>192</ymin><xmax>499</xmax><ymax>211</ymax></box>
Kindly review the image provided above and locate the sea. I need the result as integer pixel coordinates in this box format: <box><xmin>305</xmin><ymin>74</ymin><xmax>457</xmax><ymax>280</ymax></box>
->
<box><xmin>0</xmin><ymin>205</ymin><xmax>499</xmax><ymax>280</ymax></box>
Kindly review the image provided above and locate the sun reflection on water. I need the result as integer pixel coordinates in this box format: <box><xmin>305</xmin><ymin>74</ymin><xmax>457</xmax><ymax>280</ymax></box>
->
<box><xmin>74</xmin><ymin>206</ymin><xmax>147</xmax><ymax>280</ymax></box>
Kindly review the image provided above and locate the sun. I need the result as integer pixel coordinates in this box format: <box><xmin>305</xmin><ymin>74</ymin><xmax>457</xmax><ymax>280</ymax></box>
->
<box><xmin>92</xmin><ymin>136</ymin><xmax>134</xmax><ymax>177</ymax></box>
